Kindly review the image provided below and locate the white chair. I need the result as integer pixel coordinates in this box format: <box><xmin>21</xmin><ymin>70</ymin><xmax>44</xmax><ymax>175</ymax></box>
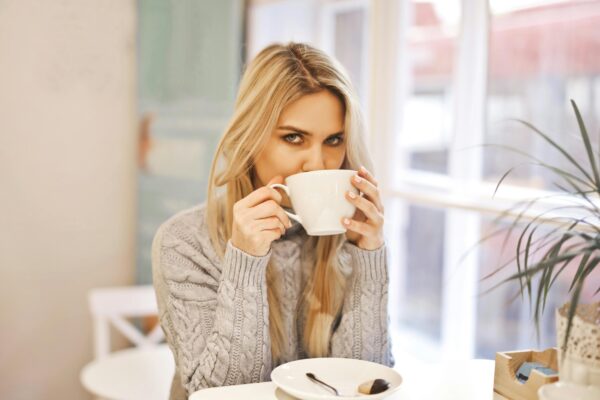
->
<box><xmin>88</xmin><ymin>285</ymin><xmax>165</xmax><ymax>359</ymax></box>
<box><xmin>81</xmin><ymin>285</ymin><xmax>175</xmax><ymax>400</ymax></box>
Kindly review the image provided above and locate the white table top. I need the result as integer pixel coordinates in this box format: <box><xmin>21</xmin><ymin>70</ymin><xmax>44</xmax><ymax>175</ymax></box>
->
<box><xmin>190</xmin><ymin>359</ymin><xmax>496</xmax><ymax>400</ymax></box>
<box><xmin>80</xmin><ymin>344</ymin><xmax>175</xmax><ymax>400</ymax></box>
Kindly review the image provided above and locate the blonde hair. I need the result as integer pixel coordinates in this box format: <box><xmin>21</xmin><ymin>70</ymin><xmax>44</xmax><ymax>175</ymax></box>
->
<box><xmin>205</xmin><ymin>42</ymin><xmax>374</xmax><ymax>363</ymax></box>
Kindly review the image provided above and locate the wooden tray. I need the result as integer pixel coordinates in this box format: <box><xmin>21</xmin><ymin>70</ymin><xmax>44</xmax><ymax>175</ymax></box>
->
<box><xmin>493</xmin><ymin>348</ymin><xmax>558</xmax><ymax>400</ymax></box>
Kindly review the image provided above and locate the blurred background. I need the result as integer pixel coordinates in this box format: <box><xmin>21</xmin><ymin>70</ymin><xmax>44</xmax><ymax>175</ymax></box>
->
<box><xmin>1</xmin><ymin>0</ymin><xmax>600</xmax><ymax>398</ymax></box>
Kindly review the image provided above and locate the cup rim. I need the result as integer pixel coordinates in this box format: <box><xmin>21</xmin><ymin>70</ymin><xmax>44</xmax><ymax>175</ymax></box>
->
<box><xmin>285</xmin><ymin>169</ymin><xmax>356</xmax><ymax>182</ymax></box>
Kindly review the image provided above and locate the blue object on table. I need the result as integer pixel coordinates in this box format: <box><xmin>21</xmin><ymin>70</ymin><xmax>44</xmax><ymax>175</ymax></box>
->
<box><xmin>515</xmin><ymin>362</ymin><xmax>558</xmax><ymax>383</ymax></box>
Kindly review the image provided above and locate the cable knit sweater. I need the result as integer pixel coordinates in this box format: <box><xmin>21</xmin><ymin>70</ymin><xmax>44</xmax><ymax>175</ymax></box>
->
<box><xmin>151</xmin><ymin>203</ymin><xmax>394</xmax><ymax>400</ymax></box>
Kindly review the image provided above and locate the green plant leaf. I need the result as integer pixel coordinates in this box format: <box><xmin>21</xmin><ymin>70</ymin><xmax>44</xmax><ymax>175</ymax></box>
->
<box><xmin>481</xmin><ymin>144</ymin><xmax>594</xmax><ymax>191</ymax></box>
<box><xmin>481</xmin><ymin>102</ymin><xmax>600</xmax><ymax>354</ymax></box>
<box><xmin>568</xmin><ymin>248</ymin><xmax>600</xmax><ymax>293</ymax></box>
<box><xmin>570</xmin><ymin>99</ymin><xmax>600</xmax><ymax>191</ymax></box>
<box><xmin>482</xmin><ymin>248</ymin><xmax>588</xmax><ymax>295</ymax></box>
<box><xmin>479</xmin><ymin>215</ymin><xmax>592</xmax><ymax>283</ymax></box>
<box><xmin>493</xmin><ymin>166</ymin><xmax>518</xmax><ymax>197</ymax></box>
<box><xmin>510</xmin><ymin>118</ymin><xmax>596</xmax><ymax>187</ymax></box>
<box><xmin>538</xmin><ymin>231</ymin><xmax>574</xmax><ymax>316</ymax></box>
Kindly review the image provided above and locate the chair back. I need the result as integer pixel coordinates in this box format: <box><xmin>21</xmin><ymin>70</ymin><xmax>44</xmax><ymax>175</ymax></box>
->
<box><xmin>89</xmin><ymin>285</ymin><xmax>164</xmax><ymax>359</ymax></box>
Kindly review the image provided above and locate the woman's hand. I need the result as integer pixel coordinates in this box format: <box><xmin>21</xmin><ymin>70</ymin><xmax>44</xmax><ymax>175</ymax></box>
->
<box><xmin>343</xmin><ymin>166</ymin><xmax>385</xmax><ymax>250</ymax></box>
<box><xmin>231</xmin><ymin>176</ymin><xmax>292</xmax><ymax>256</ymax></box>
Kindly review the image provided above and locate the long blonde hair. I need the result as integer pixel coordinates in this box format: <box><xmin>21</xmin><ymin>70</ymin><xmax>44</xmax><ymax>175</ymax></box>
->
<box><xmin>205</xmin><ymin>42</ymin><xmax>374</xmax><ymax>363</ymax></box>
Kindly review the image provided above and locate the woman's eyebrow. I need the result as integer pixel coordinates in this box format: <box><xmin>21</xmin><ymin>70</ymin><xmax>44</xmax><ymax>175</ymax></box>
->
<box><xmin>277</xmin><ymin>125</ymin><xmax>344</xmax><ymax>136</ymax></box>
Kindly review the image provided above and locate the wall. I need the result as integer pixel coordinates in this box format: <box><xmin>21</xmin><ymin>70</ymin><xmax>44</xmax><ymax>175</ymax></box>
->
<box><xmin>0</xmin><ymin>0</ymin><xmax>137</xmax><ymax>398</ymax></box>
<box><xmin>135</xmin><ymin>0</ymin><xmax>244</xmax><ymax>284</ymax></box>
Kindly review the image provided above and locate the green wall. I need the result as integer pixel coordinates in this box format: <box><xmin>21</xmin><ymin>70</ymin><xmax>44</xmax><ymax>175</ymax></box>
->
<box><xmin>136</xmin><ymin>0</ymin><xmax>245</xmax><ymax>284</ymax></box>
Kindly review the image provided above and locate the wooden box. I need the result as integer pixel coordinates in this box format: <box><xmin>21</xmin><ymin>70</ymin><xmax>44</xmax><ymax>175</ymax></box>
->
<box><xmin>493</xmin><ymin>348</ymin><xmax>559</xmax><ymax>400</ymax></box>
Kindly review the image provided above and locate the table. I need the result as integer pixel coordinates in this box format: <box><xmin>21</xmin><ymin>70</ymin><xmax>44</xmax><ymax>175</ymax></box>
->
<box><xmin>80</xmin><ymin>344</ymin><xmax>175</xmax><ymax>400</ymax></box>
<box><xmin>190</xmin><ymin>359</ymin><xmax>500</xmax><ymax>400</ymax></box>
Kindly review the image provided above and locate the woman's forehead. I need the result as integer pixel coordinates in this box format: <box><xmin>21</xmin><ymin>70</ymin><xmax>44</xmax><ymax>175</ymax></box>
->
<box><xmin>277</xmin><ymin>91</ymin><xmax>344</xmax><ymax>136</ymax></box>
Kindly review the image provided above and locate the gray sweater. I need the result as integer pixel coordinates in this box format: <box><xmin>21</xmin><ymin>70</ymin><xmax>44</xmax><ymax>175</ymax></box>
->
<box><xmin>151</xmin><ymin>203</ymin><xmax>394</xmax><ymax>400</ymax></box>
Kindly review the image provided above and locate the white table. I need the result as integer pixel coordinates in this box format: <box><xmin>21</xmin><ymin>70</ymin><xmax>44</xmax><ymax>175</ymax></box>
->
<box><xmin>190</xmin><ymin>359</ymin><xmax>498</xmax><ymax>400</ymax></box>
<box><xmin>80</xmin><ymin>344</ymin><xmax>175</xmax><ymax>400</ymax></box>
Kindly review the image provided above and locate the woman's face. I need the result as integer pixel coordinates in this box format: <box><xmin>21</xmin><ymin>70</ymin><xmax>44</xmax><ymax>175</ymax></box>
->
<box><xmin>253</xmin><ymin>90</ymin><xmax>346</xmax><ymax>207</ymax></box>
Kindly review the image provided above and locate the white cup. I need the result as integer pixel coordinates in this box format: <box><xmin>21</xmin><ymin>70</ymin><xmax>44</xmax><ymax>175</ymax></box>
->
<box><xmin>269</xmin><ymin>169</ymin><xmax>358</xmax><ymax>236</ymax></box>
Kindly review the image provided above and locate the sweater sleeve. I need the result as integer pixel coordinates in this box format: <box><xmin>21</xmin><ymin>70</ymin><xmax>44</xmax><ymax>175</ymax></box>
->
<box><xmin>152</xmin><ymin>221</ymin><xmax>272</xmax><ymax>396</ymax></box>
<box><xmin>330</xmin><ymin>242</ymin><xmax>394</xmax><ymax>367</ymax></box>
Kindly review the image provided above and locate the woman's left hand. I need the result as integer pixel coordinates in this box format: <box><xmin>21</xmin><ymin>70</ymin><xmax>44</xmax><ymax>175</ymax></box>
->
<box><xmin>343</xmin><ymin>166</ymin><xmax>385</xmax><ymax>250</ymax></box>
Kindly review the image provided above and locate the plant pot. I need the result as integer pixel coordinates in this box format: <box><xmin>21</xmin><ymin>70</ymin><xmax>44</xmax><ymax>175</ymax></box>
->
<box><xmin>555</xmin><ymin>302</ymin><xmax>600</xmax><ymax>387</ymax></box>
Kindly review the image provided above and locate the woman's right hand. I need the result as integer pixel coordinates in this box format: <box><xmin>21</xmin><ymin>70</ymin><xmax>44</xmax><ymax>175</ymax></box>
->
<box><xmin>230</xmin><ymin>176</ymin><xmax>292</xmax><ymax>256</ymax></box>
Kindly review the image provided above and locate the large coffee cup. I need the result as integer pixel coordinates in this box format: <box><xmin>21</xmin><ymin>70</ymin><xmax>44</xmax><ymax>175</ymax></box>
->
<box><xmin>269</xmin><ymin>169</ymin><xmax>358</xmax><ymax>236</ymax></box>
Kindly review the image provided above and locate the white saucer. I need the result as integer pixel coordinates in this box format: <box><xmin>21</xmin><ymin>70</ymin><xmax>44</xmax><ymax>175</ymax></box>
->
<box><xmin>270</xmin><ymin>358</ymin><xmax>403</xmax><ymax>400</ymax></box>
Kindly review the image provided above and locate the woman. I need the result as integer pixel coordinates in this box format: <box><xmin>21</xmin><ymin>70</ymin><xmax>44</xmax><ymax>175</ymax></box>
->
<box><xmin>152</xmin><ymin>42</ymin><xmax>393</xmax><ymax>400</ymax></box>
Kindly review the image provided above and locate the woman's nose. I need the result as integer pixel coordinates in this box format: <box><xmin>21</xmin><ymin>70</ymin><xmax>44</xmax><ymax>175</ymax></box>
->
<box><xmin>302</xmin><ymin>146</ymin><xmax>326</xmax><ymax>171</ymax></box>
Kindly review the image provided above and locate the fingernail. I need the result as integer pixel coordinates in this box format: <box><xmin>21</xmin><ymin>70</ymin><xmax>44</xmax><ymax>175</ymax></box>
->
<box><xmin>360</xmin><ymin>166</ymin><xmax>367</xmax><ymax>173</ymax></box>
<box><xmin>343</xmin><ymin>218</ymin><xmax>350</xmax><ymax>225</ymax></box>
<box><xmin>288</xmin><ymin>221</ymin><xmax>293</xmax><ymax>228</ymax></box>
<box><xmin>354</xmin><ymin>175</ymin><xmax>361</xmax><ymax>183</ymax></box>
<box><xmin>348</xmin><ymin>191</ymin><xmax>357</xmax><ymax>199</ymax></box>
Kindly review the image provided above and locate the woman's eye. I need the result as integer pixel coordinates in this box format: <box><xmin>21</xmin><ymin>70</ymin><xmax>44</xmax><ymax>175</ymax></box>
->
<box><xmin>283</xmin><ymin>133</ymin><xmax>303</xmax><ymax>144</ymax></box>
<box><xmin>326</xmin><ymin>135</ymin><xmax>344</xmax><ymax>146</ymax></box>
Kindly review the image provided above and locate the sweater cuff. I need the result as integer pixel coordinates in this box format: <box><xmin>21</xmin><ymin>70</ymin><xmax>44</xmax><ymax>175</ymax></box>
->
<box><xmin>222</xmin><ymin>240</ymin><xmax>270</xmax><ymax>286</ymax></box>
<box><xmin>347</xmin><ymin>242</ymin><xmax>388</xmax><ymax>282</ymax></box>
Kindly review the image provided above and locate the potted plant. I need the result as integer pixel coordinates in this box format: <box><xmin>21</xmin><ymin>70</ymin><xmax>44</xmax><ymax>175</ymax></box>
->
<box><xmin>484</xmin><ymin>100</ymin><xmax>599</xmax><ymax>388</ymax></box>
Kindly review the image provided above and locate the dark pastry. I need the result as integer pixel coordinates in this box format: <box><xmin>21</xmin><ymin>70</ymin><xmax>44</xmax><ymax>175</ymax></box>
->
<box><xmin>358</xmin><ymin>378</ymin><xmax>391</xmax><ymax>395</ymax></box>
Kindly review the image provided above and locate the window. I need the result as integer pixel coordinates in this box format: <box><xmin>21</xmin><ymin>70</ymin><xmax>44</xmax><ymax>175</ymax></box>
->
<box><xmin>395</xmin><ymin>0</ymin><xmax>461</xmax><ymax>358</ymax></box>
<box><xmin>485</xmin><ymin>0</ymin><xmax>600</xmax><ymax>189</ymax></box>
<box><xmin>246</xmin><ymin>0</ymin><xmax>600</xmax><ymax>363</ymax></box>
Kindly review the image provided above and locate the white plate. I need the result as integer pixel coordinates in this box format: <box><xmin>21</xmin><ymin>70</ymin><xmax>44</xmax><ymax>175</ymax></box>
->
<box><xmin>270</xmin><ymin>358</ymin><xmax>403</xmax><ymax>400</ymax></box>
<box><xmin>538</xmin><ymin>382</ymin><xmax>600</xmax><ymax>400</ymax></box>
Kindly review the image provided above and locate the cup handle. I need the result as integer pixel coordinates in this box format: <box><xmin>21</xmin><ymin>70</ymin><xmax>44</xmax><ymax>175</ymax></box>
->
<box><xmin>269</xmin><ymin>183</ymin><xmax>302</xmax><ymax>224</ymax></box>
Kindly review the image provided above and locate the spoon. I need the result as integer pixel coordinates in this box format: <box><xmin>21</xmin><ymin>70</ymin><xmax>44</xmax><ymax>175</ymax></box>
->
<box><xmin>306</xmin><ymin>372</ymin><xmax>339</xmax><ymax>395</ymax></box>
<box><xmin>305</xmin><ymin>372</ymin><xmax>391</xmax><ymax>396</ymax></box>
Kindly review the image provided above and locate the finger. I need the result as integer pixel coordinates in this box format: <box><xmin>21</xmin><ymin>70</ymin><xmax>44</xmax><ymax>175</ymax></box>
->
<box><xmin>249</xmin><ymin>200</ymin><xmax>292</xmax><ymax>227</ymax></box>
<box><xmin>342</xmin><ymin>217</ymin><xmax>378</xmax><ymax>237</ymax></box>
<box><xmin>358</xmin><ymin>166</ymin><xmax>378</xmax><ymax>187</ymax></box>
<box><xmin>351</xmin><ymin>207</ymin><xmax>366</xmax><ymax>222</ymax></box>
<box><xmin>351</xmin><ymin>173</ymin><xmax>384</xmax><ymax>212</ymax></box>
<box><xmin>262</xmin><ymin>229</ymin><xmax>283</xmax><ymax>242</ymax></box>
<box><xmin>238</xmin><ymin>185</ymin><xmax>282</xmax><ymax>209</ymax></box>
<box><xmin>268</xmin><ymin>175</ymin><xmax>286</xmax><ymax>196</ymax></box>
<box><xmin>346</xmin><ymin>191</ymin><xmax>383</xmax><ymax>226</ymax></box>
<box><xmin>255</xmin><ymin>216</ymin><xmax>287</xmax><ymax>235</ymax></box>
